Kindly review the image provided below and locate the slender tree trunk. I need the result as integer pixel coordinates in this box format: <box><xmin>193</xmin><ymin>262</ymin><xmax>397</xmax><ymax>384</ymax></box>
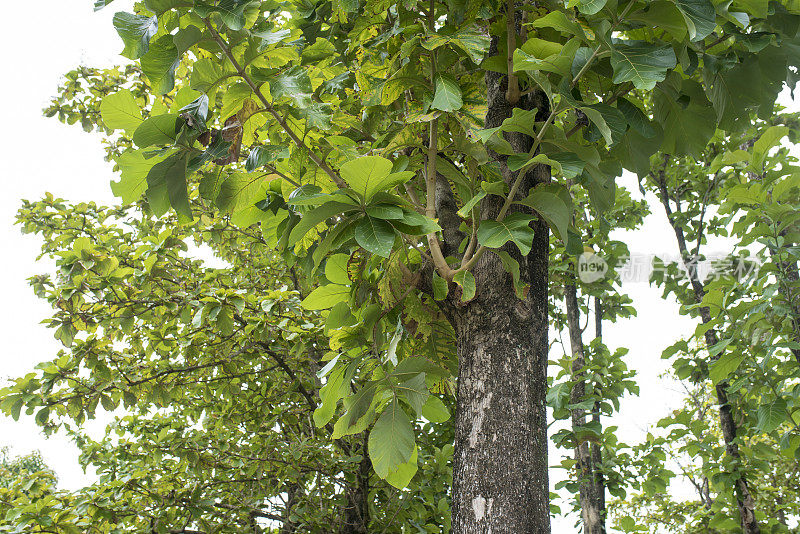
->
<box><xmin>769</xmin><ymin>234</ymin><xmax>800</xmax><ymax>364</ymax></box>
<box><xmin>565</xmin><ymin>282</ymin><xmax>604</xmax><ymax>534</ymax></box>
<box><xmin>278</xmin><ymin>484</ymin><xmax>298</xmax><ymax>534</ymax></box>
<box><xmin>656</xmin><ymin>174</ymin><xmax>760</xmax><ymax>534</ymax></box>
<box><xmin>341</xmin><ymin>432</ymin><xmax>370</xmax><ymax>534</ymax></box>
<box><xmin>591</xmin><ymin>297</ymin><xmax>605</xmax><ymax>529</ymax></box>
<box><xmin>448</xmin><ymin>27</ymin><xmax>551</xmax><ymax>532</ymax></box>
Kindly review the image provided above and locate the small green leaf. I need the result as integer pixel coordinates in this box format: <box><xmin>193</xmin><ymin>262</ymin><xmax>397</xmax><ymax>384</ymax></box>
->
<box><xmin>431</xmin><ymin>73</ymin><xmax>463</xmax><ymax>112</ymax></box>
<box><xmin>457</xmin><ymin>190</ymin><xmax>486</xmax><ymax>218</ymax></box>
<box><xmin>35</xmin><ymin>407</ymin><xmax>50</xmax><ymax>426</ymax></box>
<box><xmin>432</xmin><ymin>271</ymin><xmax>449</xmax><ymax>301</ymax></box>
<box><xmin>495</xmin><ymin>250</ymin><xmax>528</xmax><ymax>299</ymax></box>
<box><xmin>751</xmin><ymin>125</ymin><xmax>789</xmax><ymax>170</ymax></box>
<box><xmin>477</xmin><ymin>213</ymin><xmax>537</xmax><ymax>255</ymax></box>
<box><xmin>453</xmin><ymin>270</ymin><xmax>476</xmax><ymax>302</ymax></box>
<box><xmin>421</xmin><ymin>396</ymin><xmax>451</xmax><ymax>422</ymax></box>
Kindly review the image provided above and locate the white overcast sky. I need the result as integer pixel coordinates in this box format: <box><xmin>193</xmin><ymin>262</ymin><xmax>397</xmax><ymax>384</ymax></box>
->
<box><xmin>0</xmin><ymin>1</ymin><xmax>796</xmax><ymax>531</ymax></box>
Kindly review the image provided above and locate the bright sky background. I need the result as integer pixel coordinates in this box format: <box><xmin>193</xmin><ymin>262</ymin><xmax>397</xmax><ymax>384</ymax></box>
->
<box><xmin>0</xmin><ymin>1</ymin><xmax>795</xmax><ymax>532</ymax></box>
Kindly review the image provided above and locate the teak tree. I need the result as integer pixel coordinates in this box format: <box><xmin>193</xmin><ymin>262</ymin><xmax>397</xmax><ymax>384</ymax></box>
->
<box><xmin>23</xmin><ymin>0</ymin><xmax>800</xmax><ymax>531</ymax></box>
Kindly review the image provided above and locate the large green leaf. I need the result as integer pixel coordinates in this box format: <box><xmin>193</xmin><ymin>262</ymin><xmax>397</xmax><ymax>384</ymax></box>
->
<box><xmin>675</xmin><ymin>0</ymin><xmax>718</xmax><ymax>41</ymax></box>
<box><xmin>113</xmin><ymin>12</ymin><xmax>158</xmax><ymax>59</ymax></box>
<box><xmin>340</xmin><ymin>156</ymin><xmax>415</xmax><ymax>201</ymax></box>
<box><xmin>630</xmin><ymin>1</ymin><xmax>689</xmax><ymax>40</ymax></box>
<box><xmin>756</xmin><ymin>398</ymin><xmax>787</xmax><ymax>433</ymax></box>
<box><xmin>570</xmin><ymin>0</ymin><xmax>608</xmax><ymax>15</ymax></box>
<box><xmin>477</xmin><ymin>213</ymin><xmax>537</xmax><ymax>255</ymax></box>
<box><xmin>100</xmin><ymin>90</ymin><xmax>143</xmax><ymax>135</ymax></box>
<box><xmin>267</xmin><ymin>66</ymin><xmax>313</xmax><ymax>106</ymax></box>
<box><xmin>355</xmin><ymin>217</ymin><xmax>397</xmax><ymax>257</ymax></box>
<box><xmin>132</xmin><ymin>114</ymin><xmax>180</xmax><ymax>148</ymax></box>
<box><xmin>288</xmin><ymin>202</ymin><xmax>357</xmax><ymax>244</ymax></box>
<box><xmin>141</xmin><ymin>27</ymin><xmax>201</xmax><ymax>95</ymax></box>
<box><xmin>191</xmin><ymin>59</ymin><xmax>236</xmax><ymax>93</ymax></box>
<box><xmin>325</xmin><ymin>254</ymin><xmax>352</xmax><ymax>285</ymax></box>
<box><xmin>654</xmin><ymin>78</ymin><xmax>716</xmax><ymax>157</ymax></box>
<box><xmin>313</xmin><ymin>364</ymin><xmax>349</xmax><ymax>427</ymax></box>
<box><xmin>529</xmin><ymin>10</ymin><xmax>586</xmax><ymax>37</ymax></box>
<box><xmin>706</xmin><ymin>57</ymin><xmax>764</xmax><ymax>132</ymax></box>
<box><xmin>368</xmin><ymin>399</ymin><xmax>415</xmax><ymax>479</ymax></box>
<box><xmin>384</xmin><ymin>446</ymin><xmax>418</xmax><ymax>489</ymax></box>
<box><xmin>301</xmin><ymin>284</ymin><xmax>350</xmax><ymax>310</ymax></box>
<box><xmin>215</xmin><ymin>172</ymin><xmax>267</xmax><ymax>214</ymax></box>
<box><xmin>452</xmin><ymin>28</ymin><xmax>491</xmax><ymax>64</ymax></box>
<box><xmin>751</xmin><ymin>125</ymin><xmax>790</xmax><ymax>170</ymax></box>
<box><xmin>145</xmin><ymin>151</ymin><xmax>191</xmax><ymax>220</ymax></box>
<box><xmin>518</xmin><ymin>184</ymin><xmax>572</xmax><ymax>241</ymax></box>
<box><xmin>216</xmin><ymin>0</ymin><xmax>256</xmax><ymax>30</ymax></box>
<box><xmin>610</xmin><ymin>41</ymin><xmax>677</xmax><ymax>90</ymax></box>
<box><xmin>333</xmin><ymin>383</ymin><xmax>379</xmax><ymax>438</ymax></box>
<box><xmin>297</xmin><ymin>102</ymin><xmax>334</xmax><ymax>130</ymax></box>
<box><xmin>709</xmin><ymin>351</ymin><xmax>746</xmax><ymax>383</ymax></box>
<box><xmin>431</xmin><ymin>73</ymin><xmax>463</xmax><ymax>112</ymax></box>
<box><xmin>111</xmin><ymin>149</ymin><xmax>170</xmax><ymax>204</ymax></box>
<box><xmin>616</xmin><ymin>97</ymin><xmax>656</xmax><ymax>138</ymax></box>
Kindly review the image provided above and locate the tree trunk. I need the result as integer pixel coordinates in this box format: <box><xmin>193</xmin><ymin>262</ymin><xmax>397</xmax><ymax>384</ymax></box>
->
<box><xmin>769</xmin><ymin>234</ymin><xmax>800</xmax><ymax>364</ymax></box>
<box><xmin>565</xmin><ymin>282</ymin><xmax>604</xmax><ymax>534</ymax></box>
<box><xmin>591</xmin><ymin>297</ymin><xmax>606</xmax><ymax>529</ymax></box>
<box><xmin>340</xmin><ymin>432</ymin><xmax>370</xmax><ymax>534</ymax></box>
<box><xmin>656</xmin><ymin>174</ymin><xmax>760</xmax><ymax>534</ymax></box>
<box><xmin>448</xmin><ymin>26</ymin><xmax>551</xmax><ymax>530</ymax></box>
<box><xmin>451</xmin><ymin>286</ymin><xmax>550</xmax><ymax>533</ymax></box>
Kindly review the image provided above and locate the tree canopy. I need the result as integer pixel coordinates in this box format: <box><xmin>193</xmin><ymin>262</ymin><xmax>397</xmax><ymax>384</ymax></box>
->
<box><xmin>3</xmin><ymin>0</ymin><xmax>800</xmax><ymax>532</ymax></box>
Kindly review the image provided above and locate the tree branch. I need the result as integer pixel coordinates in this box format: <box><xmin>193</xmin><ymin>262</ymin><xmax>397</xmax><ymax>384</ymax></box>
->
<box><xmin>203</xmin><ymin>19</ymin><xmax>346</xmax><ymax>189</ymax></box>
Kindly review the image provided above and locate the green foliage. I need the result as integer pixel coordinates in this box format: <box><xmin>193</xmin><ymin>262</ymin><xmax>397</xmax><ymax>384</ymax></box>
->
<box><xmin>6</xmin><ymin>0</ymin><xmax>800</xmax><ymax>530</ymax></box>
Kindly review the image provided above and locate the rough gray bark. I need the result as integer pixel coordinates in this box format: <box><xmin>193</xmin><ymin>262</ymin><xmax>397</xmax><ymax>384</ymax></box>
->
<box><xmin>565</xmin><ymin>282</ymin><xmax>604</xmax><ymax>534</ymax></box>
<box><xmin>656</xmin><ymin>172</ymin><xmax>760</xmax><ymax>534</ymax></box>
<box><xmin>447</xmin><ymin>30</ymin><xmax>551</xmax><ymax>534</ymax></box>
